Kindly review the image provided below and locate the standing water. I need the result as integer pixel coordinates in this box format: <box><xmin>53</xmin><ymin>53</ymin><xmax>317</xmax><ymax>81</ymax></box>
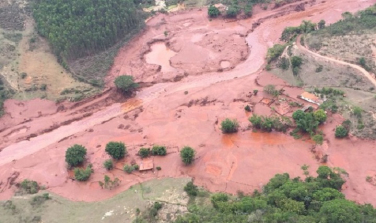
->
<box><xmin>145</xmin><ymin>42</ymin><xmax>176</xmax><ymax>73</ymax></box>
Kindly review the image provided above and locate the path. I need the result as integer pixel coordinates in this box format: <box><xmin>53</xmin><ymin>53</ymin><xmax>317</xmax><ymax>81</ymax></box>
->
<box><xmin>296</xmin><ymin>35</ymin><xmax>376</xmax><ymax>88</ymax></box>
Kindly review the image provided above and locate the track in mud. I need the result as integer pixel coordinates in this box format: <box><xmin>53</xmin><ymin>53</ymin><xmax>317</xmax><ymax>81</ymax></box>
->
<box><xmin>1</xmin><ymin>0</ymin><xmax>376</xmax><ymax>206</ymax></box>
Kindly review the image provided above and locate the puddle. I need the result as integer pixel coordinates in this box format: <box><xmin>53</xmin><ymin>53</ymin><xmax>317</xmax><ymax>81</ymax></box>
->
<box><xmin>145</xmin><ymin>42</ymin><xmax>176</xmax><ymax>73</ymax></box>
<box><xmin>220</xmin><ymin>60</ymin><xmax>231</xmax><ymax>69</ymax></box>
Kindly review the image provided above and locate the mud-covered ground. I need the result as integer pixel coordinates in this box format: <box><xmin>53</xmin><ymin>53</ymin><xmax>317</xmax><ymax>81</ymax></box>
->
<box><xmin>1</xmin><ymin>0</ymin><xmax>376</xmax><ymax>210</ymax></box>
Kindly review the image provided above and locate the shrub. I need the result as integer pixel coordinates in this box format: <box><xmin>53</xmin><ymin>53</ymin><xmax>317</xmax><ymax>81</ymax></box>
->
<box><xmin>21</xmin><ymin>72</ymin><xmax>27</xmax><ymax>79</ymax></box>
<box><xmin>180</xmin><ymin>146</ymin><xmax>195</xmax><ymax>165</ymax></box>
<box><xmin>226</xmin><ymin>5</ymin><xmax>239</xmax><ymax>18</ymax></box>
<box><xmin>30</xmin><ymin>193</ymin><xmax>50</xmax><ymax>208</ymax></box>
<box><xmin>244</xmin><ymin>105</ymin><xmax>251</xmax><ymax>112</ymax></box>
<box><xmin>264</xmin><ymin>85</ymin><xmax>279</xmax><ymax>96</ymax></box>
<box><xmin>316</xmin><ymin>65</ymin><xmax>323</xmax><ymax>72</ymax></box>
<box><xmin>291</xmin><ymin>56</ymin><xmax>303</xmax><ymax>68</ymax></box>
<box><xmin>318</xmin><ymin>20</ymin><xmax>326</xmax><ymax>29</ymax></box>
<box><xmin>65</xmin><ymin>144</ymin><xmax>87</xmax><ymax>167</ymax></box>
<box><xmin>123</xmin><ymin>164</ymin><xmax>139</xmax><ymax>174</ymax></box>
<box><xmin>40</xmin><ymin>84</ymin><xmax>47</xmax><ymax>91</ymax></box>
<box><xmin>74</xmin><ymin>165</ymin><xmax>93</xmax><ymax>181</ymax></box>
<box><xmin>99</xmin><ymin>175</ymin><xmax>120</xmax><ymax>189</ymax></box>
<box><xmin>103</xmin><ymin>159</ymin><xmax>114</xmax><ymax>170</ymax></box>
<box><xmin>105</xmin><ymin>142</ymin><xmax>126</xmax><ymax>160</ymax></box>
<box><xmin>114</xmin><ymin>75</ymin><xmax>138</xmax><ymax>94</ymax></box>
<box><xmin>151</xmin><ymin>145</ymin><xmax>167</xmax><ymax>156</ymax></box>
<box><xmin>19</xmin><ymin>179</ymin><xmax>40</xmax><ymax>194</ymax></box>
<box><xmin>335</xmin><ymin>125</ymin><xmax>348</xmax><ymax>138</ymax></box>
<box><xmin>352</xmin><ymin>106</ymin><xmax>362</xmax><ymax>118</ymax></box>
<box><xmin>253</xmin><ymin>89</ymin><xmax>258</xmax><ymax>95</ymax></box>
<box><xmin>312</xmin><ymin>134</ymin><xmax>324</xmax><ymax>145</ymax></box>
<box><xmin>221</xmin><ymin>118</ymin><xmax>239</xmax><ymax>133</ymax></box>
<box><xmin>208</xmin><ymin>5</ymin><xmax>220</xmax><ymax>18</ymax></box>
<box><xmin>138</xmin><ymin>148</ymin><xmax>150</xmax><ymax>158</ymax></box>
<box><xmin>156</xmin><ymin>166</ymin><xmax>161</xmax><ymax>170</ymax></box>
<box><xmin>278</xmin><ymin>57</ymin><xmax>290</xmax><ymax>70</ymax></box>
<box><xmin>184</xmin><ymin>181</ymin><xmax>199</xmax><ymax>196</ymax></box>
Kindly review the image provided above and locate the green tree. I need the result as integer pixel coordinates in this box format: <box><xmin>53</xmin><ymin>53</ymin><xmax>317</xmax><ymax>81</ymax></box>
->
<box><xmin>319</xmin><ymin>199</ymin><xmax>361</xmax><ymax>223</ymax></box>
<box><xmin>335</xmin><ymin>125</ymin><xmax>348</xmax><ymax>138</ymax></box>
<box><xmin>103</xmin><ymin>159</ymin><xmax>114</xmax><ymax>170</ymax></box>
<box><xmin>318</xmin><ymin>20</ymin><xmax>326</xmax><ymax>29</ymax></box>
<box><xmin>65</xmin><ymin>144</ymin><xmax>87</xmax><ymax>168</ymax></box>
<box><xmin>114</xmin><ymin>75</ymin><xmax>138</xmax><ymax>94</ymax></box>
<box><xmin>221</xmin><ymin>118</ymin><xmax>239</xmax><ymax>133</ymax></box>
<box><xmin>291</xmin><ymin>56</ymin><xmax>303</xmax><ymax>68</ymax></box>
<box><xmin>180</xmin><ymin>146</ymin><xmax>195</xmax><ymax>165</ymax></box>
<box><xmin>105</xmin><ymin>142</ymin><xmax>127</xmax><ymax>159</ymax></box>
<box><xmin>314</xmin><ymin>109</ymin><xmax>327</xmax><ymax>124</ymax></box>
<box><xmin>208</xmin><ymin>5</ymin><xmax>220</xmax><ymax>18</ymax></box>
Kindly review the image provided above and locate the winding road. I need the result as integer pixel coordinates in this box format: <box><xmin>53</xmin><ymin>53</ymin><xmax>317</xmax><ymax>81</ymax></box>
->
<box><xmin>296</xmin><ymin>35</ymin><xmax>376</xmax><ymax>88</ymax></box>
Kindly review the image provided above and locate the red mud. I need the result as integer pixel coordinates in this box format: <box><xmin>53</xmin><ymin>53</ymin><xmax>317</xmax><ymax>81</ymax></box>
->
<box><xmin>1</xmin><ymin>0</ymin><xmax>376</xmax><ymax>206</ymax></box>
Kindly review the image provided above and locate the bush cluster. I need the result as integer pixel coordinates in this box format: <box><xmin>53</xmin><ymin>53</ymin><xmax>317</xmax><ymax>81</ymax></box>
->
<box><xmin>151</xmin><ymin>145</ymin><xmax>167</xmax><ymax>156</ymax></box>
<box><xmin>74</xmin><ymin>165</ymin><xmax>93</xmax><ymax>181</ymax></box>
<box><xmin>18</xmin><ymin>179</ymin><xmax>40</xmax><ymax>194</ymax></box>
<box><xmin>124</xmin><ymin>164</ymin><xmax>139</xmax><ymax>174</ymax></box>
<box><xmin>221</xmin><ymin>118</ymin><xmax>239</xmax><ymax>133</ymax></box>
<box><xmin>249</xmin><ymin>115</ymin><xmax>291</xmax><ymax>132</ymax></box>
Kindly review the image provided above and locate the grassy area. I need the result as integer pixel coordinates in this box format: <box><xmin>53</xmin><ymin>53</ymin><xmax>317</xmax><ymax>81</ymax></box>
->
<box><xmin>306</xmin><ymin>4</ymin><xmax>376</xmax><ymax>73</ymax></box>
<box><xmin>0</xmin><ymin>178</ymin><xmax>190</xmax><ymax>223</ymax></box>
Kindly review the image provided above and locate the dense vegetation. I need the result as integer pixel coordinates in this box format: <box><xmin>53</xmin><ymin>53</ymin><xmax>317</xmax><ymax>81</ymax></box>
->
<box><xmin>174</xmin><ymin>166</ymin><xmax>376</xmax><ymax>223</ymax></box>
<box><xmin>314</xmin><ymin>5</ymin><xmax>376</xmax><ymax>36</ymax></box>
<box><xmin>65</xmin><ymin>144</ymin><xmax>87</xmax><ymax>168</ymax></box>
<box><xmin>0</xmin><ymin>77</ymin><xmax>13</xmax><ymax>117</ymax></box>
<box><xmin>33</xmin><ymin>0</ymin><xmax>144</xmax><ymax>64</ymax></box>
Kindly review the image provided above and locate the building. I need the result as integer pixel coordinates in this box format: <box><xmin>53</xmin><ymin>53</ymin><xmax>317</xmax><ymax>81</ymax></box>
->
<box><xmin>298</xmin><ymin>92</ymin><xmax>323</xmax><ymax>105</ymax></box>
<box><xmin>139</xmin><ymin>158</ymin><xmax>154</xmax><ymax>171</ymax></box>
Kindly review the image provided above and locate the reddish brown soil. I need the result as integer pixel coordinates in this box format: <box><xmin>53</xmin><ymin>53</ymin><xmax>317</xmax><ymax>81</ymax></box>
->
<box><xmin>1</xmin><ymin>0</ymin><xmax>376</xmax><ymax>206</ymax></box>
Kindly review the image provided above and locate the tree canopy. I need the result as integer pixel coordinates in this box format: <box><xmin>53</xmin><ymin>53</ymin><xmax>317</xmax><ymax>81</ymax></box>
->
<box><xmin>174</xmin><ymin>166</ymin><xmax>376</xmax><ymax>223</ymax></box>
<box><xmin>33</xmin><ymin>0</ymin><xmax>144</xmax><ymax>63</ymax></box>
<box><xmin>65</xmin><ymin>144</ymin><xmax>87</xmax><ymax>167</ymax></box>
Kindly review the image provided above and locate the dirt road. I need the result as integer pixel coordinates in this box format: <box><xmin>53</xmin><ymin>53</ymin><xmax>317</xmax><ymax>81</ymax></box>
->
<box><xmin>296</xmin><ymin>35</ymin><xmax>376</xmax><ymax>88</ymax></box>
